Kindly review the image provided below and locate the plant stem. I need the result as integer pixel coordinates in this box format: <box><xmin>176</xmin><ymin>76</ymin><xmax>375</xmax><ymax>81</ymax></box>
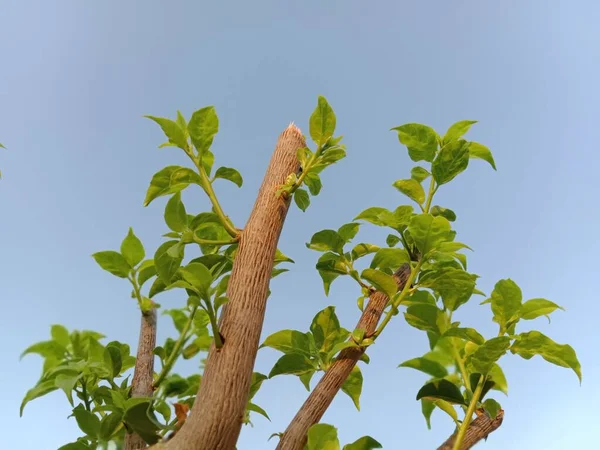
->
<box><xmin>373</xmin><ymin>261</ymin><xmax>422</xmax><ymax>338</ymax></box>
<box><xmin>452</xmin><ymin>376</ymin><xmax>485</xmax><ymax>450</ymax></box>
<box><xmin>192</xmin><ymin>235</ymin><xmax>238</xmax><ymax>246</ymax></box>
<box><xmin>205</xmin><ymin>300</ymin><xmax>224</xmax><ymax>349</ymax></box>
<box><xmin>424</xmin><ymin>176</ymin><xmax>437</xmax><ymax>213</ymax></box>
<box><xmin>187</xmin><ymin>148</ymin><xmax>238</xmax><ymax>238</ymax></box>
<box><xmin>153</xmin><ymin>306</ymin><xmax>198</xmax><ymax>388</ymax></box>
<box><xmin>80</xmin><ymin>379</ymin><xmax>91</xmax><ymax>411</ymax></box>
<box><xmin>450</xmin><ymin>339</ymin><xmax>470</xmax><ymax>389</ymax></box>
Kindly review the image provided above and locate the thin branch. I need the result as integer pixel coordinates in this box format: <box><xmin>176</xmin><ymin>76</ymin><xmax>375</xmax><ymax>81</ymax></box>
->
<box><xmin>124</xmin><ymin>308</ymin><xmax>157</xmax><ymax>450</ymax></box>
<box><xmin>276</xmin><ymin>264</ymin><xmax>413</xmax><ymax>450</ymax></box>
<box><xmin>162</xmin><ymin>124</ymin><xmax>305</xmax><ymax>450</ymax></box>
<box><xmin>437</xmin><ymin>409</ymin><xmax>504</xmax><ymax>450</ymax></box>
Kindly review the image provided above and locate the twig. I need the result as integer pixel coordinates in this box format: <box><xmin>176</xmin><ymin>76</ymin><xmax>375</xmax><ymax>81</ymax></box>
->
<box><xmin>437</xmin><ymin>409</ymin><xmax>504</xmax><ymax>450</ymax></box>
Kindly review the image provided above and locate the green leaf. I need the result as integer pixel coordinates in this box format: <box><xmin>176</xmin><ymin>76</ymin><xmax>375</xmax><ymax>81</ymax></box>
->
<box><xmin>488</xmin><ymin>363</ymin><xmax>508</xmax><ymax>395</ymax></box>
<box><xmin>214</xmin><ymin>167</ymin><xmax>243</xmax><ymax>187</ymax></box>
<box><xmin>145</xmin><ymin>115</ymin><xmax>188</xmax><ymax>149</ymax></box>
<box><xmin>408</xmin><ymin>214</ymin><xmax>453</xmax><ymax>256</ymax></box>
<box><xmin>340</xmin><ymin>366</ymin><xmax>363</xmax><ymax>411</ymax></box>
<box><xmin>343</xmin><ymin>436</ymin><xmax>382</xmax><ymax>450</ymax></box>
<box><xmin>468</xmin><ymin>373</ymin><xmax>496</xmax><ymax>400</ymax></box>
<box><xmin>57</xmin><ymin>442</ymin><xmax>90</xmax><ymax>450</ymax></box>
<box><xmin>399</xmin><ymin>357</ymin><xmax>448</xmax><ymax>378</ymax></box>
<box><xmin>419</xmin><ymin>268</ymin><xmax>476</xmax><ymax>311</ymax></box>
<box><xmin>299</xmin><ymin>371</ymin><xmax>315</xmax><ymax>391</ymax></box>
<box><xmin>386</xmin><ymin>234</ymin><xmax>401</xmax><ymax>247</ymax></box>
<box><xmin>99</xmin><ymin>411</ymin><xmax>123</xmax><ymax>440</ymax></box>
<box><xmin>261</xmin><ymin>330</ymin><xmax>313</xmax><ymax>357</ymax></box>
<box><xmin>430</xmin><ymin>206</ymin><xmax>457</xmax><ymax>222</ymax></box>
<box><xmin>468</xmin><ymin>337</ymin><xmax>511</xmax><ymax>375</ymax></box>
<box><xmin>404</xmin><ymin>304</ymin><xmax>443</xmax><ymax>334</ymax></box>
<box><xmin>51</xmin><ymin>325</ymin><xmax>70</xmax><ymax>347</ymax></box>
<box><xmin>72</xmin><ymin>405</ymin><xmax>101</xmax><ymax>438</ymax></box>
<box><xmin>92</xmin><ymin>251</ymin><xmax>131</xmax><ymax>278</ymax></box>
<box><xmin>370</xmin><ymin>248</ymin><xmax>410</xmax><ymax>271</ymax></box>
<box><xmin>306</xmin><ymin>423</ymin><xmax>340</xmax><ymax>450</ymax></box>
<box><xmin>137</xmin><ymin>260</ymin><xmax>157</xmax><ymax>287</ymax></box>
<box><xmin>443</xmin><ymin>120</ymin><xmax>477</xmax><ymax>143</ymax></box>
<box><xmin>164</xmin><ymin>192</ymin><xmax>188</xmax><ymax>232</ymax></box>
<box><xmin>489</xmin><ymin>279</ymin><xmax>522</xmax><ymax>333</ymax></box>
<box><xmin>469</xmin><ymin>142</ymin><xmax>497</xmax><ymax>170</ymax></box>
<box><xmin>416</xmin><ymin>379</ymin><xmax>466</xmax><ymax>405</ymax></box>
<box><xmin>354</xmin><ymin>206</ymin><xmax>412</xmax><ymax>230</ymax></box>
<box><xmin>310</xmin><ymin>306</ymin><xmax>342</xmax><ymax>352</ymax></box>
<box><xmin>305</xmin><ymin>172</ymin><xmax>322</xmax><ymax>196</ymax></box>
<box><xmin>361</xmin><ymin>268</ymin><xmax>398</xmax><ymax>299</ymax></box>
<box><xmin>432</xmin><ymin>139</ymin><xmax>470</xmax><ymax>185</ymax></box>
<box><xmin>520</xmin><ymin>298</ymin><xmax>564</xmax><ymax>321</ymax></box>
<box><xmin>55</xmin><ymin>373</ymin><xmax>80</xmax><ymax>406</ymax></box>
<box><xmin>154</xmin><ymin>240</ymin><xmax>184</xmax><ymax>283</ymax></box>
<box><xmin>20</xmin><ymin>380</ymin><xmax>58</xmax><ymax>416</ymax></box>
<box><xmin>268</xmin><ymin>354</ymin><xmax>315</xmax><ymax>378</ymax></box>
<box><xmin>510</xmin><ymin>331</ymin><xmax>582</xmax><ymax>382</ymax></box>
<box><xmin>188</xmin><ymin>106</ymin><xmax>219</xmax><ymax>154</ymax></box>
<box><xmin>482</xmin><ymin>398</ymin><xmax>502</xmax><ymax>418</ymax></box>
<box><xmin>392</xmin><ymin>123</ymin><xmax>439</xmax><ymax>162</ymax></box>
<box><xmin>123</xmin><ymin>401</ymin><xmax>160</xmax><ymax>444</ymax></box>
<box><xmin>338</xmin><ymin>223</ymin><xmax>360</xmax><ymax>243</ymax></box>
<box><xmin>143</xmin><ymin>165</ymin><xmax>202</xmax><ymax>206</ymax></box>
<box><xmin>421</xmin><ymin>399</ymin><xmax>435</xmax><ymax>429</ymax></box>
<box><xmin>351</xmin><ymin>243</ymin><xmax>380</xmax><ymax>261</ymax></box>
<box><xmin>307</xmin><ymin>230</ymin><xmax>345</xmax><ymax>254</ymax></box>
<box><xmin>294</xmin><ymin>188</ymin><xmax>310</xmax><ymax>212</ymax></box>
<box><xmin>393</xmin><ymin>179</ymin><xmax>426</xmax><ymax>205</ymax></box>
<box><xmin>443</xmin><ymin>327</ymin><xmax>485</xmax><ymax>345</ymax></box>
<box><xmin>247</xmin><ymin>402</ymin><xmax>270</xmax><ymax>421</ymax></box>
<box><xmin>411</xmin><ymin>166</ymin><xmax>430</xmax><ymax>183</ymax></box>
<box><xmin>120</xmin><ymin>227</ymin><xmax>145</xmax><ymax>267</ymax></box>
<box><xmin>433</xmin><ymin>399</ymin><xmax>459</xmax><ymax>423</ymax></box>
<box><xmin>310</xmin><ymin>96</ymin><xmax>336</xmax><ymax>146</ymax></box>
<box><xmin>178</xmin><ymin>262</ymin><xmax>213</xmax><ymax>299</ymax></box>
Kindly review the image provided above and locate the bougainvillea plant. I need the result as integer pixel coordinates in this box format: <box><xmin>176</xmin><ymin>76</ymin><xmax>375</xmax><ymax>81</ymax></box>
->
<box><xmin>20</xmin><ymin>97</ymin><xmax>580</xmax><ymax>450</ymax></box>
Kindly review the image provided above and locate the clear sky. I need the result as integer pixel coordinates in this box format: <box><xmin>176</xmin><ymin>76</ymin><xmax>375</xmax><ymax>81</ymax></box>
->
<box><xmin>1</xmin><ymin>1</ymin><xmax>598</xmax><ymax>449</ymax></box>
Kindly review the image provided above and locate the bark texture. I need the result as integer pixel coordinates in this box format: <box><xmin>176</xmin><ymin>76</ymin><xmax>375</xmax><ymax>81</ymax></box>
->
<box><xmin>276</xmin><ymin>264</ymin><xmax>412</xmax><ymax>450</ymax></box>
<box><xmin>125</xmin><ymin>309</ymin><xmax>158</xmax><ymax>450</ymax></box>
<box><xmin>437</xmin><ymin>409</ymin><xmax>504</xmax><ymax>450</ymax></box>
<box><xmin>164</xmin><ymin>124</ymin><xmax>305</xmax><ymax>450</ymax></box>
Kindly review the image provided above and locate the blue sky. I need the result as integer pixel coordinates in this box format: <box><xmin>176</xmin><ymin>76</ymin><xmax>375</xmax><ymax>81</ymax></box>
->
<box><xmin>1</xmin><ymin>1</ymin><xmax>598</xmax><ymax>449</ymax></box>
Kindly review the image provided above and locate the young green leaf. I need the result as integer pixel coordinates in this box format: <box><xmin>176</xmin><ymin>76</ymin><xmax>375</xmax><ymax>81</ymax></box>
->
<box><xmin>482</xmin><ymin>398</ymin><xmax>502</xmax><ymax>419</ymax></box>
<box><xmin>468</xmin><ymin>337</ymin><xmax>511</xmax><ymax>375</ymax></box>
<box><xmin>145</xmin><ymin>115</ymin><xmax>188</xmax><ymax>150</ymax></box>
<box><xmin>421</xmin><ymin>399</ymin><xmax>435</xmax><ymax>429</ymax></box>
<box><xmin>433</xmin><ymin>399</ymin><xmax>459</xmax><ymax>424</ymax></box>
<box><xmin>520</xmin><ymin>298</ymin><xmax>564</xmax><ymax>321</ymax></box>
<box><xmin>123</xmin><ymin>401</ymin><xmax>160</xmax><ymax>444</ymax></box>
<box><xmin>307</xmin><ymin>230</ymin><xmax>345</xmax><ymax>254</ymax></box>
<box><xmin>343</xmin><ymin>436</ymin><xmax>383</xmax><ymax>450</ymax></box>
<box><xmin>430</xmin><ymin>205</ymin><xmax>457</xmax><ymax>222</ymax></box>
<box><xmin>469</xmin><ymin>142</ymin><xmax>497</xmax><ymax>170</ymax></box>
<box><xmin>338</xmin><ymin>223</ymin><xmax>360</xmax><ymax>243</ymax></box>
<box><xmin>431</xmin><ymin>139</ymin><xmax>470</xmax><ymax>185</ymax></box>
<box><xmin>408</xmin><ymin>214</ymin><xmax>453</xmax><ymax>256</ymax></box>
<box><xmin>154</xmin><ymin>241</ymin><xmax>184</xmax><ymax>282</ymax></box>
<box><xmin>489</xmin><ymin>279</ymin><xmax>523</xmax><ymax>334</ymax></box>
<box><xmin>92</xmin><ymin>251</ymin><xmax>131</xmax><ymax>278</ymax></box>
<box><xmin>411</xmin><ymin>166</ymin><xmax>431</xmax><ymax>183</ymax></box>
<box><xmin>510</xmin><ymin>331</ymin><xmax>582</xmax><ymax>382</ymax></box>
<box><xmin>416</xmin><ymin>379</ymin><xmax>466</xmax><ymax>405</ymax></box>
<box><xmin>310</xmin><ymin>96</ymin><xmax>337</xmax><ymax>146</ymax></box>
<box><xmin>341</xmin><ymin>366</ymin><xmax>363</xmax><ymax>411</ymax></box>
<box><xmin>488</xmin><ymin>363</ymin><xmax>509</xmax><ymax>395</ymax></box>
<box><xmin>50</xmin><ymin>325</ymin><xmax>70</xmax><ymax>347</ymax></box>
<box><xmin>188</xmin><ymin>106</ymin><xmax>219</xmax><ymax>154</ymax></box>
<box><xmin>99</xmin><ymin>411</ymin><xmax>123</xmax><ymax>440</ymax></box>
<box><xmin>442</xmin><ymin>327</ymin><xmax>485</xmax><ymax>345</ymax></box>
<box><xmin>268</xmin><ymin>354</ymin><xmax>315</xmax><ymax>378</ymax></box>
<box><xmin>310</xmin><ymin>306</ymin><xmax>342</xmax><ymax>353</ymax></box>
<box><xmin>393</xmin><ymin>179</ymin><xmax>426</xmax><ymax>205</ymax></box>
<box><xmin>354</xmin><ymin>206</ymin><xmax>410</xmax><ymax>230</ymax></box>
<box><xmin>164</xmin><ymin>192</ymin><xmax>188</xmax><ymax>232</ymax></box>
<box><xmin>20</xmin><ymin>380</ymin><xmax>58</xmax><ymax>416</ymax></box>
<box><xmin>351</xmin><ymin>243</ymin><xmax>380</xmax><ymax>261</ymax></box>
<box><xmin>120</xmin><ymin>227</ymin><xmax>145</xmax><ymax>267</ymax></box>
<box><xmin>306</xmin><ymin>423</ymin><xmax>340</xmax><ymax>450</ymax></box>
<box><xmin>386</xmin><ymin>234</ymin><xmax>401</xmax><ymax>247</ymax></box>
<box><xmin>404</xmin><ymin>304</ymin><xmax>443</xmax><ymax>334</ymax></box>
<box><xmin>398</xmin><ymin>357</ymin><xmax>448</xmax><ymax>378</ymax></box>
<box><xmin>370</xmin><ymin>248</ymin><xmax>410</xmax><ymax>271</ymax></box>
<box><xmin>214</xmin><ymin>167</ymin><xmax>243</xmax><ymax>187</ymax></box>
<box><xmin>137</xmin><ymin>260</ymin><xmax>157</xmax><ymax>287</ymax></box>
<box><xmin>392</xmin><ymin>123</ymin><xmax>439</xmax><ymax>162</ymax></box>
<box><xmin>72</xmin><ymin>405</ymin><xmax>101</xmax><ymax>438</ymax></box>
<box><xmin>294</xmin><ymin>188</ymin><xmax>310</xmax><ymax>212</ymax></box>
<box><xmin>361</xmin><ymin>268</ymin><xmax>398</xmax><ymax>299</ymax></box>
<box><xmin>178</xmin><ymin>262</ymin><xmax>213</xmax><ymax>299</ymax></box>
<box><xmin>419</xmin><ymin>268</ymin><xmax>476</xmax><ymax>311</ymax></box>
<box><xmin>144</xmin><ymin>165</ymin><xmax>202</xmax><ymax>206</ymax></box>
<box><xmin>260</xmin><ymin>330</ymin><xmax>313</xmax><ymax>357</ymax></box>
<box><xmin>305</xmin><ymin>172</ymin><xmax>322</xmax><ymax>196</ymax></box>
<box><xmin>443</xmin><ymin>120</ymin><xmax>477</xmax><ymax>143</ymax></box>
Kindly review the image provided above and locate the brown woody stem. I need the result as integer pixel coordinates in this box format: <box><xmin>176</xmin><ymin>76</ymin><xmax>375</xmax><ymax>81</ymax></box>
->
<box><xmin>437</xmin><ymin>409</ymin><xmax>504</xmax><ymax>450</ymax></box>
<box><xmin>275</xmin><ymin>264</ymin><xmax>412</xmax><ymax>450</ymax></box>
<box><xmin>124</xmin><ymin>309</ymin><xmax>157</xmax><ymax>450</ymax></box>
<box><xmin>162</xmin><ymin>124</ymin><xmax>305</xmax><ymax>450</ymax></box>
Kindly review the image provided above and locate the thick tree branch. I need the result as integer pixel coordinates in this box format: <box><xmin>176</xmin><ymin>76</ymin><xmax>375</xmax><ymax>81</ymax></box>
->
<box><xmin>437</xmin><ymin>409</ymin><xmax>504</xmax><ymax>450</ymax></box>
<box><xmin>125</xmin><ymin>309</ymin><xmax>158</xmax><ymax>450</ymax></box>
<box><xmin>163</xmin><ymin>124</ymin><xmax>305</xmax><ymax>450</ymax></box>
<box><xmin>276</xmin><ymin>264</ymin><xmax>412</xmax><ymax>450</ymax></box>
